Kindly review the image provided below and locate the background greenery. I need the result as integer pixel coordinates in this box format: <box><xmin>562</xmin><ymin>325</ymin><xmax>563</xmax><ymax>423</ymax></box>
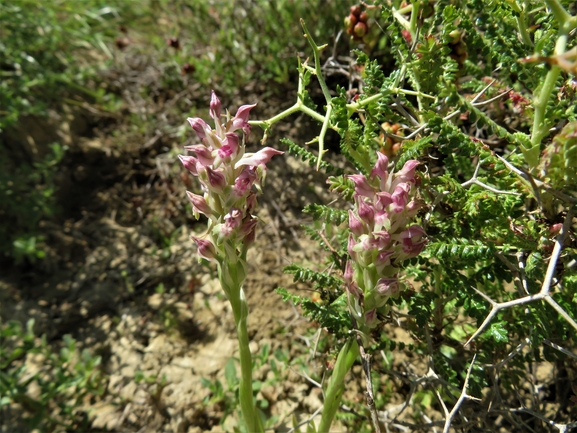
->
<box><xmin>2</xmin><ymin>0</ymin><xmax>576</xmax><ymax>432</ymax></box>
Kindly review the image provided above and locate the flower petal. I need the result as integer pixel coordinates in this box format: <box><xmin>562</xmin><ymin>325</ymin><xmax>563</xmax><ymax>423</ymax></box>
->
<box><xmin>348</xmin><ymin>174</ymin><xmax>374</xmax><ymax>198</ymax></box>
<box><xmin>187</xmin><ymin>117</ymin><xmax>211</xmax><ymax>140</ymax></box>
<box><xmin>235</xmin><ymin>147</ymin><xmax>283</xmax><ymax>168</ymax></box>
<box><xmin>371</xmin><ymin>151</ymin><xmax>389</xmax><ymax>182</ymax></box>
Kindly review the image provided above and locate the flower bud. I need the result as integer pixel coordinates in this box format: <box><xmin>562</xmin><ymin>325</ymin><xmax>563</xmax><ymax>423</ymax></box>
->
<box><xmin>241</xmin><ymin>218</ymin><xmax>258</xmax><ymax>248</ymax></box>
<box><xmin>179</xmin><ymin>155</ymin><xmax>199</xmax><ymax>175</ymax></box>
<box><xmin>186</xmin><ymin>191</ymin><xmax>211</xmax><ymax>218</ymax></box>
<box><xmin>376</xmin><ymin>277</ymin><xmax>400</xmax><ymax>297</ymax></box>
<box><xmin>186</xmin><ymin>144</ymin><xmax>215</xmax><ymax>167</ymax></box>
<box><xmin>205</xmin><ymin>166</ymin><xmax>227</xmax><ymax>191</ymax></box>
<box><xmin>550</xmin><ymin>223</ymin><xmax>563</xmax><ymax>235</ymax></box>
<box><xmin>349</xmin><ymin>210</ymin><xmax>365</xmax><ymax>237</ymax></box>
<box><xmin>191</xmin><ymin>236</ymin><xmax>217</xmax><ymax>262</ymax></box>
<box><xmin>371</xmin><ymin>151</ymin><xmax>389</xmax><ymax>182</ymax></box>
<box><xmin>187</xmin><ymin>117</ymin><xmax>210</xmax><ymax>140</ymax></box>
<box><xmin>364</xmin><ymin>308</ymin><xmax>378</xmax><ymax>327</ymax></box>
<box><xmin>357</xmin><ymin>199</ymin><xmax>375</xmax><ymax>225</ymax></box>
<box><xmin>348</xmin><ymin>174</ymin><xmax>374</xmax><ymax>198</ymax></box>
<box><xmin>344</xmin><ymin>260</ymin><xmax>354</xmax><ymax>285</ymax></box>
<box><xmin>391</xmin><ymin>183</ymin><xmax>410</xmax><ymax>212</ymax></box>
<box><xmin>209</xmin><ymin>91</ymin><xmax>222</xmax><ymax>122</ymax></box>
<box><xmin>246</xmin><ymin>192</ymin><xmax>258</xmax><ymax>214</ymax></box>
<box><xmin>347</xmin><ymin>233</ymin><xmax>357</xmax><ymax>261</ymax></box>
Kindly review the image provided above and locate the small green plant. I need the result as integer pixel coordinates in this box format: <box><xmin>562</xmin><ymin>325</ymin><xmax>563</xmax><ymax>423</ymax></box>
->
<box><xmin>0</xmin><ymin>319</ymin><xmax>105</xmax><ymax>432</ymax></box>
<box><xmin>200</xmin><ymin>358</ymin><xmax>243</xmax><ymax>430</ymax></box>
<box><xmin>200</xmin><ymin>344</ymin><xmax>283</xmax><ymax>432</ymax></box>
<box><xmin>0</xmin><ymin>143</ymin><xmax>66</xmax><ymax>263</ymax></box>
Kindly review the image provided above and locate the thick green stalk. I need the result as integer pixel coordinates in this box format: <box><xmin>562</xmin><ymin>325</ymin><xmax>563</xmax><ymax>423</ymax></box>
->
<box><xmin>220</xmin><ymin>262</ymin><xmax>264</xmax><ymax>433</ymax></box>
<box><xmin>317</xmin><ymin>338</ymin><xmax>360</xmax><ymax>433</ymax></box>
<box><xmin>528</xmin><ymin>0</ymin><xmax>572</xmax><ymax>168</ymax></box>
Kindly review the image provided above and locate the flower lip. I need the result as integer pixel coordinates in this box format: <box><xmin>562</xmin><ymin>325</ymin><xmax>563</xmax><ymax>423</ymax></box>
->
<box><xmin>235</xmin><ymin>147</ymin><xmax>283</xmax><ymax>168</ymax></box>
<box><xmin>230</xmin><ymin>103</ymin><xmax>257</xmax><ymax>135</ymax></box>
<box><xmin>376</xmin><ymin>277</ymin><xmax>400</xmax><ymax>296</ymax></box>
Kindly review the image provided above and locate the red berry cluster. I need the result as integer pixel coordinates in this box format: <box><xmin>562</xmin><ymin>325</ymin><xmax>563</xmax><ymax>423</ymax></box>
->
<box><xmin>345</xmin><ymin>5</ymin><xmax>370</xmax><ymax>42</ymax></box>
<box><xmin>378</xmin><ymin>122</ymin><xmax>404</xmax><ymax>158</ymax></box>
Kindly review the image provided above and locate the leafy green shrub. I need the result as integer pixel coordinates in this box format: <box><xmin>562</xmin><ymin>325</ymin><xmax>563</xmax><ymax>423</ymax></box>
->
<box><xmin>252</xmin><ymin>0</ymin><xmax>577</xmax><ymax>431</ymax></box>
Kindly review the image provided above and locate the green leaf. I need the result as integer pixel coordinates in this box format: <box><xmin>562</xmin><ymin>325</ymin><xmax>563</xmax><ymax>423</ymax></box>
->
<box><xmin>281</xmin><ymin>138</ymin><xmax>342</xmax><ymax>174</ymax></box>
<box><xmin>424</xmin><ymin>239</ymin><xmax>493</xmax><ymax>260</ymax></box>
<box><xmin>486</xmin><ymin>322</ymin><xmax>509</xmax><ymax>343</ymax></box>
<box><xmin>303</xmin><ymin>204</ymin><xmax>348</xmax><ymax>226</ymax></box>
<box><xmin>224</xmin><ymin>357</ymin><xmax>237</xmax><ymax>390</ymax></box>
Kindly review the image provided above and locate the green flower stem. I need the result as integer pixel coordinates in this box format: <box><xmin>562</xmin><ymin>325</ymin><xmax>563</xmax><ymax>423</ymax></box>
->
<box><xmin>317</xmin><ymin>338</ymin><xmax>360</xmax><ymax>433</ymax></box>
<box><xmin>529</xmin><ymin>0</ymin><xmax>572</xmax><ymax>168</ymax></box>
<box><xmin>219</xmin><ymin>261</ymin><xmax>264</xmax><ymax>433</ymax></box>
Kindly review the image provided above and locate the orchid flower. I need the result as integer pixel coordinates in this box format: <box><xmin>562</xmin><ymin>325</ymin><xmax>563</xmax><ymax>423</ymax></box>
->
<box><xmin>337</xmin><ymin>152</ymin><xmax>426</xmax><ymax>329</ymax></box>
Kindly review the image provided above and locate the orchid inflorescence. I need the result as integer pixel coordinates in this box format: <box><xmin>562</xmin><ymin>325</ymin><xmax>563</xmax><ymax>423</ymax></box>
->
<box><xmin>179</xmin><ymin>91</ymin><xmax>282</xmax><ymax>433</ymax></box>
<box><xmin>179</xmin><ymin>91</ymin><xmax>283</xmax><ymax>273</ymax></box>
<box><xmin>338</xmin><ymin>152</ymin><xmax>426</xmax><ymax>329</ymax></box>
